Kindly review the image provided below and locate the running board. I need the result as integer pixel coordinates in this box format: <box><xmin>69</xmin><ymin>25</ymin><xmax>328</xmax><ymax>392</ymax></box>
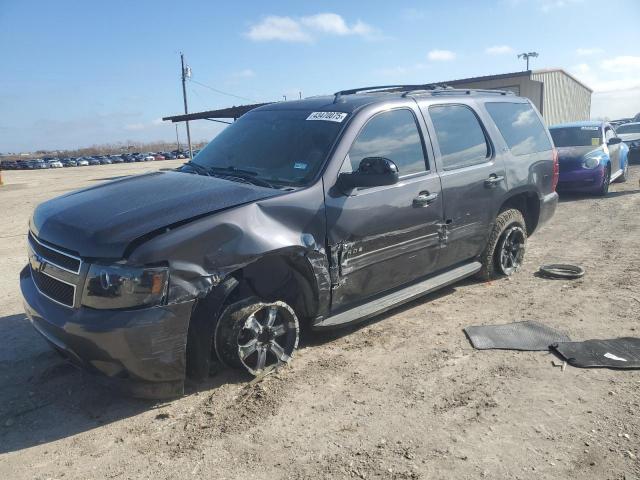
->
<box><xmin>314</xmin><ymin>261</ymin><xmax>481</xmax><ymax>329</ymax></box>
<box><xmin>610</xmin><ymin>168</ymin><xmax>623</xmax><ymax>182</ymax></box>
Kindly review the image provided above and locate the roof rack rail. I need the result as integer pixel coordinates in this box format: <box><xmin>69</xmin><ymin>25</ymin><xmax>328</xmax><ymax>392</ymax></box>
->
<box><xmin>416</xmin><ymin>88</ymin><xmax>515</xmax><ymax>97</ymax></box>
<box><xmin>333</xmin><ymin>83</ymin><xmax>446</xmax><ymax>102</ymax></box>
<box><xmin>333</xmin><ymin>85</ymin><xmax>515</xmax><ymax>102</ymax></box>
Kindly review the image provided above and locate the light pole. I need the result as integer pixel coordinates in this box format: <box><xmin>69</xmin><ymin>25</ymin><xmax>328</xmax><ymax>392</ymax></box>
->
<box><xmin>180</xmin><ymin>52</ymin><xmax>193</xmax><ymax>159</ymax></box>
<box><xmin>517</xmin><ymin>52</ymin><xmax>539</xmax><ymax>70</ymax></box>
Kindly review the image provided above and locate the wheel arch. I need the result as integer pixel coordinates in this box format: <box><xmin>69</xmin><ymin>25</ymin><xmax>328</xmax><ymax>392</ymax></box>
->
<box><xmin>498</xmin><ymin>188</ymin><xmax>541</xmax><ymax>235</ymax></box>
<box><xmin>184</xmin><ymin>249</ymin><xmax>325</xmax><ymax>381</ymax></box>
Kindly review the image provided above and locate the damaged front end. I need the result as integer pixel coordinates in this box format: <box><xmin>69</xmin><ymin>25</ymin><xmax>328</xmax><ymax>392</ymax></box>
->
<box><xmin>22</xmin><ymin>178</ymin><xmax>331</xmax><ymax>398</ymax></box>
<box><xmin>21</xmin><ymin>263</ymin><xmax>196</xmax><ymax>399</ymax></box>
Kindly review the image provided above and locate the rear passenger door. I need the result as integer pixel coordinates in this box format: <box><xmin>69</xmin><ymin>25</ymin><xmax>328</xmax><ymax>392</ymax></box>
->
<box><xmin>421</xmin><ymin>103</ymin><xmax>507</xmax><ymax>270</ymax></box>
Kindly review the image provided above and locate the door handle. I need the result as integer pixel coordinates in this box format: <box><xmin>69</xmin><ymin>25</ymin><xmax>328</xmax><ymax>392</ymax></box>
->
<box><xmin>413</xmin><ymin>191</ymin><xmax>439</xmax><ymax>207</ymax></box>
<box><xmin>484</xmin><ymin>174</ymin><xmax>505</xmax><ymax>188</ymax></box>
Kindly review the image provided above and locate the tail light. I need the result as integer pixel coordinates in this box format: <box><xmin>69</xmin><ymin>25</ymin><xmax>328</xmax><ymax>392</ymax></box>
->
<box><xmin>551</xmin><ymin>147</ymin><xmax>559</xmax><ymax>191</ymax></box>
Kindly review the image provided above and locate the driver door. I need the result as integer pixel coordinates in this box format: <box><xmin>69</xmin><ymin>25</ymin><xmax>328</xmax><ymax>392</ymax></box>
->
<box><xmin>324</xmin><ymin>107</ymin><xmax>444</xmax><ymax>309</ymax></box>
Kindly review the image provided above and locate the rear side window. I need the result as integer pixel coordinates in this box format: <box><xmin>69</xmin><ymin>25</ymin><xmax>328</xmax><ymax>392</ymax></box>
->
<box><xmin>485</xmin><ymin>102</ymin><xmax>552</xmax><ymax>156</ymax></box>
<box><xmin>429</xmin><ymin>104</ymin><xmax>490</xmax><ymax>171</ymax></box>
<box><xmin>347</xmin><ymin>109</ymin><xmax>427</xmax><ymax>176</ymax></box>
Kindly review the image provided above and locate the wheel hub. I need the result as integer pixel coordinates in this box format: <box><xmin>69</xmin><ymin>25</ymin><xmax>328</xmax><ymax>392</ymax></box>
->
<box><xmin>236</xmin><ymin>302</ymin><xmax>299</xmax><ymax>375</ymax></box>
<box><xmin>498</xmin><ymin>225</ymin><xmax>525</xmax><ymax>276</ymax></box>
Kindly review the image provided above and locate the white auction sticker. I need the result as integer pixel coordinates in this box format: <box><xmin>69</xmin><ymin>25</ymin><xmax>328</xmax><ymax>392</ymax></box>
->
<box><xmin>306</xmin><ymin>111</ymin><xmax>348</xmax><ymax>122</ymax></box>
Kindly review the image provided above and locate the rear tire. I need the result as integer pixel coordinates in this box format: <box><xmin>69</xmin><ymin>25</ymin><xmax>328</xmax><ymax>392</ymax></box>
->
<box><xmin>477</xmin><ymin>209</ymin><xmax>527</xmax><ymax>281</ymax></box>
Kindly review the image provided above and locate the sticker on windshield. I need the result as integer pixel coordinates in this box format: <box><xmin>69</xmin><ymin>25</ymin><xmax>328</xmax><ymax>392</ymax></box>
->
<box><xmin>294</xmin><ymin>162</ymin><xmax>308</xmax><ymax>170</ymax></box>
<box><xmin>591</xmin><ymin>137</ymin><xmax>600</xmax><ymax>146</ymax></box>
<box><xmin>306</xmin><ymin>111</ymin><xmax>348</xmax><ymax>122</ymax></box>
<box><xmin>581</xmin><ymin>126</ymin><xmax>599</xmax><ymax>130</ymax></box>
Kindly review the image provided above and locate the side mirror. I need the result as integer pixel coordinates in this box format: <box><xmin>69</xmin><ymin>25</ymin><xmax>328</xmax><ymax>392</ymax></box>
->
<box><xmin>338</xmin><ymin>157</ymin><xmax>399</xmax><ymax>191</ymax></box>
<box><xmin>607</xmin><ymin>137</ymin><xmax>622</xmax><ymax>145</ymax></box>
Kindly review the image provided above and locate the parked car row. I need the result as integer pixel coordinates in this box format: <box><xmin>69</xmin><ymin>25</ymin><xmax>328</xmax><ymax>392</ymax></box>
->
<box><xmin>0</xmin><ymin>150</ymin><xmax>196</xmax><ymax>170</ymax></box>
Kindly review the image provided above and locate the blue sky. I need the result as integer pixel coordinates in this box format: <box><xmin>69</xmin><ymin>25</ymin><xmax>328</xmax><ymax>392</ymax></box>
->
<box><xmin>1</xmin><ymin>0</ymin><xmax>639</xmax><ymax>152</ymax></box>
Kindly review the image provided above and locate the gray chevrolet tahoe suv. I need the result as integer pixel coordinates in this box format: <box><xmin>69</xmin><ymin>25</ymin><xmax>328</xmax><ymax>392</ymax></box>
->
<box><xmin>21</xmin><ymin>85</ymin><xmax>559</xmax><ymax>398</ymax></box>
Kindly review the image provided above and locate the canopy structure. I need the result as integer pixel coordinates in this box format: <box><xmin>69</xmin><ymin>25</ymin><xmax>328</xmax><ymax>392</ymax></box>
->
<box><xmin>162</xmin><ymin>103</ymin><xmax>272</xmax><ymax>125</ymax></box>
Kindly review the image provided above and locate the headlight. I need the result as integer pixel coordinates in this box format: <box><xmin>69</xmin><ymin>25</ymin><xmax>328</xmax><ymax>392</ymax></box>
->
<box><xmin>82</xmin><ymin>263</ymin><xmax>169</xmax><ymax>309</ymax></box>
<box><xmin>582</xmin><ymin>151</ymin><xmax>605</xmax><ymax>169</ymax></box>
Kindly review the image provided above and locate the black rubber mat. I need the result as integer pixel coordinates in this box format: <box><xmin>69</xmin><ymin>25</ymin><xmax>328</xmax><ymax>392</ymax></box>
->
<box><xmin>551</xmin><ymin>337</ymin><xmax>640</xmax><ymax>369</ymax></box>
<box><xmin>464</xmin><ymin>321</ymin><xmax>571</xmax><ymax>351</ymax></box>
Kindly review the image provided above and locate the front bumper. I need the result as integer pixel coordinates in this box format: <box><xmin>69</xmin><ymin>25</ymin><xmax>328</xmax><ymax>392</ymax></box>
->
<box><xmin>557</xmin><ymin>166</ymin><xmax>605</xmax><ymax>192</ymax></box>
<box><xmin>20</xmin><ymin>266</ymin><xmax>195</xmax><ymax>399</ymax></box>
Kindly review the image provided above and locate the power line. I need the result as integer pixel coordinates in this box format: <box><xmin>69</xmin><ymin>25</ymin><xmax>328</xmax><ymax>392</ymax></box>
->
<box><xmin>188</xmin><ymin>78</ymin><xmax>257</xmax><ymax>103</ymax></box>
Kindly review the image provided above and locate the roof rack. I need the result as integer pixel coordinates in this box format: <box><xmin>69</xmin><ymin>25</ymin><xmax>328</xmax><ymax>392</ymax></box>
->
<box><xmin>333</xmin><ymin>84</ymin><xmax>514</xmax><ymax>102</ymax></box>
<box><xmin>333</xmin><ymin>84</ymin><xmax>444</xmax><ymax>102</ymax></box>
<box><xmin>416</xmin><ymin>88</ymin><xmax>515</xmax><ymax>97</ymax></box>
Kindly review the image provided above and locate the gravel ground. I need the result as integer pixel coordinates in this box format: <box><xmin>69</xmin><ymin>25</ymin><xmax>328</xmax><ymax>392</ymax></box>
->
<box><xmin>0</xmin><ymin>162</ymin><xmax>639</xmax><ymax>480</ymax></box>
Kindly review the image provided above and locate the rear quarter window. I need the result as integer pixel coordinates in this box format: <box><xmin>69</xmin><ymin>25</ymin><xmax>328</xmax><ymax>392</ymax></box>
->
<box><xmin>485</xmin><ymin>102</ymin><xmax>552</xmax><ymax>156</ymax></box>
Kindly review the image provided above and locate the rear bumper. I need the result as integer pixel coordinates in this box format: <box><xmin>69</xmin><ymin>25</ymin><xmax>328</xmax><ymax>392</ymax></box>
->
<box><xmin>20</xmin><ymin>266</ymin><xmax>195</xmax><ymax>399</ymax></box>
<box><xmin>538</xmin><ymin>191</ymin><xmax>558</xmax><ymax>228</ymax></box>
<box><xmin>557</xmin><ymin>166</ymin><xmax>604</xmax><ymax>192</ymax></box>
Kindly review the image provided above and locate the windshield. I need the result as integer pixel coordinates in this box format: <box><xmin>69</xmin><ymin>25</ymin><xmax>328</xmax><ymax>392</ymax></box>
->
<box><xmin>616</xmin><ymin>123</ymin><xmax>640</xmax><ymax>134</ymax></box>
<box><xmin>549</xmin><ymin>126</ymin><xmax>602</xmax><ymax>147</ymax></box>
<box><xmin>188</xmin><ymin>109</ymin><xmax>346</xmax><ymax>187</ymax></box>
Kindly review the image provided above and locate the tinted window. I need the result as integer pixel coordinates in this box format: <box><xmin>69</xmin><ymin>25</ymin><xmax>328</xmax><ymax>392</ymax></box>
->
<box><xmin>549</xmin><ymin>126</ymin><xmax>602</xmax><ymax>147</ymax></box>
<box><xmin>485</xmin><ymin>102</ymin><xmax>552</xmax><ymax>155</ymax></box>
<box><xmin>347</xmin><ymin>109</ymin><xmax>427</xmax><ymax>176</ymax></box>
<box><xmin>192</xmin><ymin>109</ymin><xmax>344</xmax><ymax>186</ymax></box>
<box><xmin>429</xmin><ymin>105</ymin><xmax>490</xmax><ymax>170</ymax></box>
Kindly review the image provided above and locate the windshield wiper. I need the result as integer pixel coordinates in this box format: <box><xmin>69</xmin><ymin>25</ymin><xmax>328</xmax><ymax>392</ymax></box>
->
<box><xmin>180</xmin><ymin>162</ymin><xmax>279</xmax><ymax>189</ymax></box>
<box><xmin>180</xmin><ymin>160</ymin><xmax>211</xmax><ymax>176</ymax></box>
<box><xmin>205</xmin><ymin>166</ymin><xmax>279</xmax><ymax>189</ymax></box>
<box><xmin>207</xmin><ymin>166</ymin><xmax>259</xmax><ymax>176</ymax></box>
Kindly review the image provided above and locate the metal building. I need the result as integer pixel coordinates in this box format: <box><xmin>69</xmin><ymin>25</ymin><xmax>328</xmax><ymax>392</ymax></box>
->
<box><xmin>163</xmin><ymin>69</ymin><xmax>593</xmax><ymax>130</ymax></box>
<box><xmin>443</xmin><ymin>69</ymin><xmax>592</xmax><ymax>126</ymax></box>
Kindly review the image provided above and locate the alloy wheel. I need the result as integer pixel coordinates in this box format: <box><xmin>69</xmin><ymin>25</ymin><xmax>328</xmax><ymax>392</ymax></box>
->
<box><xmin>497</xmin><ymin>225</ymin><xmax>526</xmax><ymax>276</ymax></box>
<box><xmin>236</xmin><ymin>302</ymin><xmax>299</xmax><ymax>375</ymax></box>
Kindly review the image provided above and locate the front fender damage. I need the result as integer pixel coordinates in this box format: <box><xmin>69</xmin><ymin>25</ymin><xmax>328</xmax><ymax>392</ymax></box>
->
<box><xmin>127</xmin><ymin>194</ymin><xmax>331</xmax><ymax>387</ymax></box>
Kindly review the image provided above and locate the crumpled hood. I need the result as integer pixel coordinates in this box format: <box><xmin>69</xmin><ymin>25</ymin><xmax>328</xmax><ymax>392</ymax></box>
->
<box><xmin>30</xmin><ymin>171</ymin><xmax>283</xmax><ymax>258</ymax></box>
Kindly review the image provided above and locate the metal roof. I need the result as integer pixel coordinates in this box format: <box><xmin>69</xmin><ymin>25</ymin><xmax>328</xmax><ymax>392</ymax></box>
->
<box><xmin>162</xmin><ymin>102</ymin><xmax>273</xmax><ymax>123</ymax></box>
<box><xmin>441</xmin><ymin>70</ymin><xmax>532</xmax><ymax>85</ymax></box>
<box><xmin>441</xmin><ymin>69</ymin><xmax>593</xmax><ymax>93</ymax></box>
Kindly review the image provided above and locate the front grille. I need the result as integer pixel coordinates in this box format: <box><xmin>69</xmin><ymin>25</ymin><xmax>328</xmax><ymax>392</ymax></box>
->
<box><xmin>28</xmin><ymin>232</ymin><xmax>82</xmax><ymax>308</ymax></box>
<box><xmin>32</xmin><ymin>268</ymin><xmax>75</xmax><ymax>307</ymax></box>
<box><xmin>28</xmin><ymin>233</ymin><xmax>81</xmax><ymax>273</ymax></box>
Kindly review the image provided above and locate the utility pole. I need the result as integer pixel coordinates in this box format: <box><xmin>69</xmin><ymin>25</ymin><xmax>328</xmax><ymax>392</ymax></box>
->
<box><xmin>517</xmin><ymin>52</ymin><xmax>539</xmax><ymax>70</ymax></box>
<box><xmin>180</xmin><ymin>52</ymin><xmax>193</xmax><ymax>159</ymax></box>
<box><xmin>175</xmin><ymin>124</ymin><xmax>180</xmax><ymax>153</ymax></box>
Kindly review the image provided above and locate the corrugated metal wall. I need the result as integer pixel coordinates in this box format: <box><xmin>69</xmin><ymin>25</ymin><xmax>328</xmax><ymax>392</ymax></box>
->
<box><xmin>531</xmin><ymin>70</ymin><xmax>591</xmax><ymax>126</ymax></box>
<box><xmin>451</xmin><ymin>77</ymin><xmax>544</xmax><ymax>113</ymax></box>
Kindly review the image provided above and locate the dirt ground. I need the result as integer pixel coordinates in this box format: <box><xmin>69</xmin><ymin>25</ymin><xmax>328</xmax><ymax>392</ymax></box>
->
<box><xmin>1</xmin><ymin>161</ymin><xmax>639</xmax><ymax>480</ymax></box>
